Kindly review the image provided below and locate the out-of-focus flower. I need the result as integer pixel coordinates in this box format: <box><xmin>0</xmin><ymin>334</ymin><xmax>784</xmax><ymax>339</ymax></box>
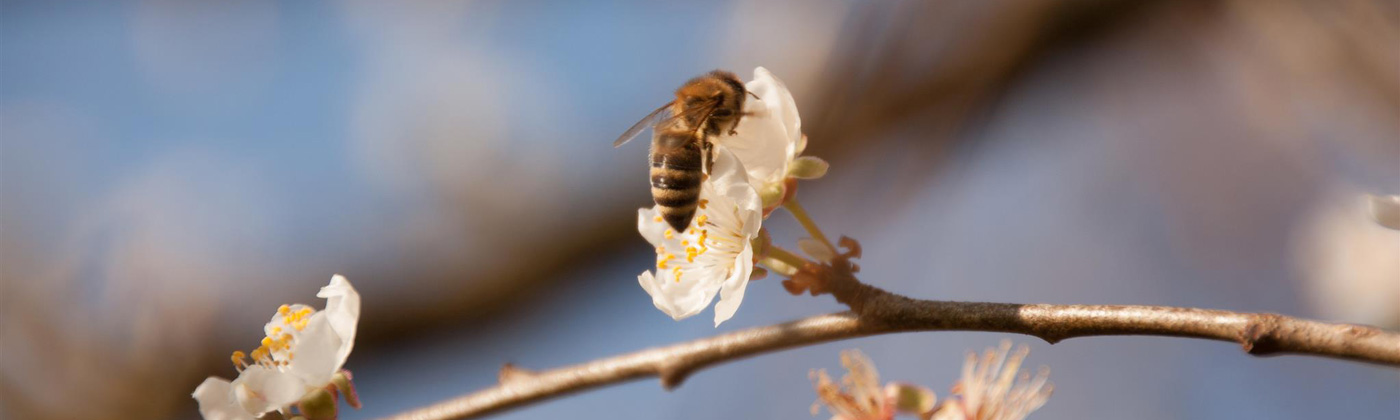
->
<box><xmin>723</xmin><ymin>67</ymin><xmax>826</xmax><ymax>209</ymax></box>
<box><xmin>811</xmin><ymin>344</ymin><xmax>1051</xmax><ymax>420</ymax></box>
<box><xmin>810</xmin><ymin>350</ymin><xmax>937</xmax><ymax>420</ymax></box>
<box><xmin>638</xmin><ymin>147</ymin><xmax>763</xmax><ymax>326</ymax></box>
<box><xmin>193</xmin><ymin>275</ymin><xmax>362</xmax><ymax>420</ymax></box>
<box><xmin>933</xmin><ymin>341</ymin><xmax>1052</xmax><ymax>420</ymax></box>
<box><xmin>1296</xmin><ymin>189</ymin><xmax>1400</xmax><ymax>328</ymax></box>
<box><xmin>1368</xmin><ymin>195</ymin><xmax>1400</xmax><ymax>231</ymax></box>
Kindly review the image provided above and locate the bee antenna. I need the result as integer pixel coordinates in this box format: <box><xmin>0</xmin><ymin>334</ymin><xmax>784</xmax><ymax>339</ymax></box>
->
<box><xmin>747</xmin><ymin>91</ymin><xmax>761</xmax><ymax>100</ymax></box>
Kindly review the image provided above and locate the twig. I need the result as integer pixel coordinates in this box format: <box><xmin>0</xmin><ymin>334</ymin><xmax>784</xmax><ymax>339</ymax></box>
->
<box><xmin>378</xmin><ymin>302</ymin><xmax>1400</xmax><ymax>420</ymax></box>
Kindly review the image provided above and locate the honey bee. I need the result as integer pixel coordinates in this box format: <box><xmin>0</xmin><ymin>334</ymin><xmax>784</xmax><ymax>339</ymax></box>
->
<box><xmin>615</xmin><ymin>70</ymin><xmax>756</xmax><ymax>232</ymax></box>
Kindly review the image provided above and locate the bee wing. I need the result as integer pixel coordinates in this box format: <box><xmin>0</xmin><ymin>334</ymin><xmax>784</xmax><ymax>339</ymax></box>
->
<box><xmin>613</xmin><ymin>103</ymin><xmax>674</xmax><ymax>148</ymax></box>
<box><xmin>674</xmin><ymin>99</ymin><xmax>722</xmax><ymax>138</ymax></box>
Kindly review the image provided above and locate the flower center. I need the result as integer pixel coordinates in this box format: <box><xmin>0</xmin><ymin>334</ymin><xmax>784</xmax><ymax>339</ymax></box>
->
<box><xmin>653</xmin><ymin>205</ymin><xmax>748</xmax><ymax>283</ymax></box>
<box><xmin>230</xmin><ymin>304</ymin><xmax>317</xmax><ymax>371</ymax></box>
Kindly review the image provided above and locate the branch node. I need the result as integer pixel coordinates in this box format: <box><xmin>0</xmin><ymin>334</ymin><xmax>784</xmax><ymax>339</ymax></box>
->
<box><xmin>1241</xmin><ymin>313</ymin><xmax>1285</xmax><ymax>356</ymax></box>
<box><xmin>658</xmin><ymin>363</ymin><xmax>691</xmax><ymax>390</ymax></box>
<box><xmin>498</xmin><ymin>363</ymin><xmax>537</xmax><ymax>385</ymax></box>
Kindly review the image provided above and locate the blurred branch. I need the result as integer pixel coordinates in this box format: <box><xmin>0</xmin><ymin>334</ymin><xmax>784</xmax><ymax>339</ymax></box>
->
<box><xmin>380</xmin><ymin>299</ymin><xmax>1399</xmax><ymax>420</ymax></box>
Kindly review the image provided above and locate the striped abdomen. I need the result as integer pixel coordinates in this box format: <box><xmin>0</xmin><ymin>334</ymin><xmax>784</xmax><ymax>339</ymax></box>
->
<box><xmin>650</xmin><ymin>132</ymin><xmax>705</xmax><ymax>232</ymax></box>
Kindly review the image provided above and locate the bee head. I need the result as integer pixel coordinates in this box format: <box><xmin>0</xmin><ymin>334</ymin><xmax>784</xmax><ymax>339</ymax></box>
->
<box><xmin>672</xmin><ymin>70</ymin><xmax>747</xmax><ymax>136</ymax></box>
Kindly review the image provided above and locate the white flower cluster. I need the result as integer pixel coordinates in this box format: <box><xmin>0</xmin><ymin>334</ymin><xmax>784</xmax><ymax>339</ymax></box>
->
<box><xmin>188</xmin><ymin>67</ymin><xmax>823</xmax><ymax>420</ymax></box>
<box><xmin>636</xmin><ymin>67</ymin><xmax>823</xmax><ymax>326</ymax></box>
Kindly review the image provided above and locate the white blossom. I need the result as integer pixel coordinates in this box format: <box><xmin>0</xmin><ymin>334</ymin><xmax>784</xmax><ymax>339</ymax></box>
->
<box><xmin>810</xmin><ymin>350</ymin><xmax>937</xmax><ymax>420</ymax></box>
<box><xmin>637</xmin><ymin>147</ymin><xmax>762</xmax><ymax>326</ymax></box>
<box><xmin>723</xmin><ymin>67</ymin><xmax>824</xmax><ymax>208</ymax></box>
<box><xmin>193</xmin><ymin>275</ymin><xmax>361</xmax><ymax>419</ymax></box>
<box><xmin>933</xmin><ymin>341</ymin><xmax>1052</xmax><ymax>420</ymax></box>
<box><xmin>1296</xmin><ymin>189</ymin><xmax>1400</xmax><ymax>328</ymax></box>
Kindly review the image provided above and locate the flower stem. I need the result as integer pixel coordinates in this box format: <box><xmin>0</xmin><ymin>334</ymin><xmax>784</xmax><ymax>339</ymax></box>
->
<box><xmin>782</xmin><ymin>198</ymin><xmax>836</xmax><ymax>253</ymax></box>
<box><xmin>759</xmin><ymin>244</ymin><xmax>809</xmax><ymax>276</ymax></box>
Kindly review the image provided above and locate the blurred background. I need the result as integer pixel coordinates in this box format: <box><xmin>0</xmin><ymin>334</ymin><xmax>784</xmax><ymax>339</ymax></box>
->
<box><xmin>2</xmin><ymin>0</ymin><xmax>1398</xmax><ymax>419</ymax></box>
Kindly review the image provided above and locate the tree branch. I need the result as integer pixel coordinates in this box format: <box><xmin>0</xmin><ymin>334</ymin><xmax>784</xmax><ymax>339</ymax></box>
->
<box><xmin>379</xmin><ymin>302</ymin><xmax>1400</xmax><ymax>420</ymax></box>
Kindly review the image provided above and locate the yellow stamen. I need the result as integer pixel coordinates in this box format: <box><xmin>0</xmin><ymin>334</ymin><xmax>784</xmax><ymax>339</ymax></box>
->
<box><xmin>278</xmin><ymin>304</ymin><xmax>290</xmax><ymax>316</ymax></box>
<box><xmin>698</xmin><ymin>199</ymin><xmax>709</xmax><ymax>209</ymax></box>
<box><xmin>664</xmin><ymin>229</ymin><xmax>674</xmax><ymax>239</ymax></box>
<box><xmin>231</xmin><ymin>351</ymin><xmax>246</xmax><ymax>370</ymax></box>
<box><xmin>695</xmin><ymin>214</ymin><xmax>709</xmax><ymax>226</ymax></box>
<box><xmin>697</xmin><ymin>230</ymin><xmax>710</xmax><ymax>255</ymax></box>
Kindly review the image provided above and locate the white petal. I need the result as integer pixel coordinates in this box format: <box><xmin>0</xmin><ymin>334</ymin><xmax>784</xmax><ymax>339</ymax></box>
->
<box><xmin>288</xmin><ymin>314</ymin><xmax>342</xmax><ymax>387</ymax></box>
<box><xmin>316</xmin><ymin>274</ymin><xmax>359</xmax><ymax>371</ymax></box>
<box><xmin>709</xmin><ymin>145</ymin><xmax>752</xmax><ymax>196</ymax></box>
<box><xmin>193</xmin><ymin>377</ymin><xmax>257</xmax><ymax>420</ymax></box>
<box><xmin>713</xmin><ymin>147</ymin><xmax>762</xmax><ymax>208</ymax></box>
<box><xmin>712</xmin><ymin>242</ymin><xmax>755</xmax><ymax>326</ymax></box>
<box><xmin>232</xmin><ymin>365</ymin><xmax>307</xmax><ymax>416</ymax></box>
<box><xmin>707</xmin><ymin>147</ymin><xmax>764</xmax><ymax>238</ymax></box>
<box><xmin>637</xmin><ymin>270</ymin><xmax>722</xmax><ymax>320</ymax></box>
<box><xmin>931</xmin><ymin>401</ymin><xmax>967</xmax><ymax>420</ymax></box>
<box><xmin>637</xmin><ymin>207</ymin><xmax>669</xmax><ymax>246</ymax></box>
<box><xmin>750</xmin><ymin>67</ymin><xmax>801</xmax><ymax>147</ymax></box>
<box><xmin>723</xmin><ymin>66</ymin><xmax>802</xmax><ymax>190</ymax></box>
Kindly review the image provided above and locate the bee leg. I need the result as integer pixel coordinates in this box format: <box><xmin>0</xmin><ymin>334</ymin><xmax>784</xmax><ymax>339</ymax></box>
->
<box><xmin>701</xmin><ymin>141</ymin><xmax>714</xmax><ymax>176</ymax></box>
